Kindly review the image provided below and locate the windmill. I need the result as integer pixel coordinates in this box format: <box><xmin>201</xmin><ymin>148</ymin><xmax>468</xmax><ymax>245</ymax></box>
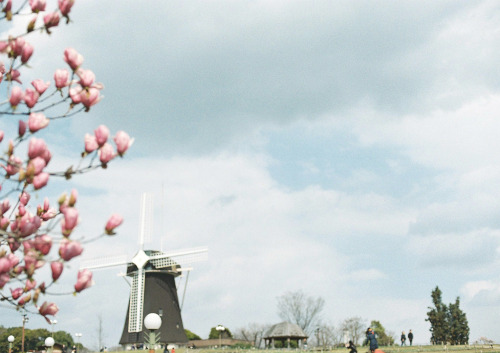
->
<box><xmin>81</xmin><ymin>193</ymin><xmax>208</xmax><ymax>346</ymax></box>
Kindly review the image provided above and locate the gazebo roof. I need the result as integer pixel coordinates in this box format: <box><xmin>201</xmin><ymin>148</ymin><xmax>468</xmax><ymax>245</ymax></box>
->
<box><xmin>264</xmin><ymin>322</ymin><xmax>308</xmax><ymax>339</ymax></box>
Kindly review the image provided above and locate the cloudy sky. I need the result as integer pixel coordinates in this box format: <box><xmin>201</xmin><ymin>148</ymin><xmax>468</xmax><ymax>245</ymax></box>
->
<box><xmin>2</xmin><ymin>0</ymin><xmax>500</xmax><ymax>348</ymax></box>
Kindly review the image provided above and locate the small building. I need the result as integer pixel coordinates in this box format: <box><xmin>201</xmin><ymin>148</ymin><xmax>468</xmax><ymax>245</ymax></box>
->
<box><xmin>264</xmin><ymin>322</ymin><xmax>308</xmax><ymax>349</ymax></box>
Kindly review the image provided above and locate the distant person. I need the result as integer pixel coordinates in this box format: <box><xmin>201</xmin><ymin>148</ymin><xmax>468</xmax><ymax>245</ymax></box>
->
<box><xmin>62</xmin><ymin>345</ymin><xmax>67</xmax><ymax>353</ymax></box>
<box><xmin>366</xmin><ymin>328</ymin><xmax>379</xmax><ymax>353</ymax></box>
<box><xmin>401</xmin><ymin>331</ymin><xmax>406</xmax><ymax>346</ymax></box>
<box><xmin>171</xmin><ymin>347</ymin><xmax>176</xmax><ymax>353</ymax></box>
<box><xmin>408</xmin><ymin>330</ymin><xmax>413</xmax><ymax>346</ymax></box>
<box><xmin>346</xmin><ymin>340</ymin><xmax>357</xmax><ymax>353</ymax></box>
<box><xmin>163</xmin><ymin>345</ymin><xmax>169</xmax><ymax>353</ymax></box>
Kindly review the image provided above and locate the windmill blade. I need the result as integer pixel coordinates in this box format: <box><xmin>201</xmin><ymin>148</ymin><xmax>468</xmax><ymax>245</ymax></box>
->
<box><xmin>80</xmin><ymin>254</ymin><xmax>128</xmax><ymax>270</ymax></box>
<box><xmin>138</xmin><ymin>193</ymin><xmax>153</xmax><ymax>250</ymax></box>
<box><xmin>128</xmin><ymin>268</ymin><xmax>145</xmax><ymax>333</ymax></box>
<box><xmin>149</xmin><ymin>247</ymin><xmax>208</xmax><ymax>269</ymax></box>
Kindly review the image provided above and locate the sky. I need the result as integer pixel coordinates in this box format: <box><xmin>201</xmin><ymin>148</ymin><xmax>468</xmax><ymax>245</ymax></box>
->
<box><xmin>2</xmin><ymin>0</ymin><xmax>500</xmax><ymax>349</ymax></box>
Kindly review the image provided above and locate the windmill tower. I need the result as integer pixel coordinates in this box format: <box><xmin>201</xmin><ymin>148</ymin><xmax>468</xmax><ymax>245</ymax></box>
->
<box><xmin>81</xmin><ymin>193</ymin><xmax>208</xmax><ymax>346</ymax></box>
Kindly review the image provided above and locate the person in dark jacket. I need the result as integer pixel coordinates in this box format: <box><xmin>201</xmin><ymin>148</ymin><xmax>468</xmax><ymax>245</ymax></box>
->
<box><xmin>401</xmin><ymin>331</ymin><xmax>406</xmax><ymax>346</ymax></box>
<box><xmin>366</xmin><ymin>328</ymin><xmax>379</xmax><ymax>353</ymax></box>
<box><xmin>408</xmin><ymin>330</ymin><xmax>413</xmax><ymax>346</ymax></box>
<box><xmin>346</xmin><ymin>340</ymin><xmax>357</xmax><ymax>353</ymax></box>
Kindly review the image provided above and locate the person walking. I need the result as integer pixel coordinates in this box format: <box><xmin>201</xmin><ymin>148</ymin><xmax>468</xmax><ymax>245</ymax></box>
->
<box><xmin>401</xmin><ymin>331</ymin><xmax>406</xmax><ymax>346</ymax></box>
<box><xmin>366</xmin><ymin>328</ymin><xmax>379</xmax><ymax>353</ymax></box>
<box><xmin>408</xmin><ymin>330</ymin><xmax>413</xmax><ymax>346</ymax></box>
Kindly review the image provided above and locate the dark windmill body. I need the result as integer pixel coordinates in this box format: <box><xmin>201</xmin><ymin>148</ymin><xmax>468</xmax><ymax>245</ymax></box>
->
<box><xmin>81</xmin><ymin>194</ymin><xmax>208</xmax><ymax>347</ymax></box>
<box><xmin>119</xmin><ymin>250</ymin><xmax>187</xmax><ymax>345</ymax></box>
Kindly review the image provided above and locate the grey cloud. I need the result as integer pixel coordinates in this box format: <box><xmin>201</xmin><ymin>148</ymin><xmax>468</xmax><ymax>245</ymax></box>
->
<box><xmin>55</xmin><ymin>0</ymin><xmax>492</xmax><ymax>155</ymax></box>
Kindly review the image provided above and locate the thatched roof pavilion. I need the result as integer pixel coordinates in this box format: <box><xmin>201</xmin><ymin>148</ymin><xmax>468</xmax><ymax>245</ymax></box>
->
<box><xmin>264</xmin><ymin>322</ymin><xmax>308</xmax><ymax>349</ymax></box>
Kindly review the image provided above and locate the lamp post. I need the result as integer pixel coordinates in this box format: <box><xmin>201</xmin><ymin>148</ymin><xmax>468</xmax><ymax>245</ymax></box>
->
<box><xmin>144</xmin><ymin>313</ymin><xmax>162</xmax><ymax>353</ymax></box>
<box><xmin>8</xmin><ymin>335</ymin><xmax>14</xmax><ymax>353</ymax></box>
<box><xmin>216</xmin><ymin>325</ymin><xmax>225</xmax><ymax>349</ymax></box>
<box><xmin>21</xmin><ymin>313</ymin><xmax>28</xmax><ymax>353</ymax></box>
<box><xmin>74</xmin><ymin>333</ymin><xmax>82</xmax><ymax>353</ymax></box>
<box><xmin>51</xmin><ymin>320</ymin><xmax>58</xmax><ymax>337</ymax></box>
<box><xmin>45</xmin><ymin>337</ymin><xmax>55</xmax><ymax>353</ymax></box>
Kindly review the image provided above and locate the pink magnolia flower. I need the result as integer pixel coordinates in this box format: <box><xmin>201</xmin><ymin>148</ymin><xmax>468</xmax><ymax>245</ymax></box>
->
<box><xmin>12</xmin><ymin>37</ymin><xmax>25</xmax><ymax>57</ymax></box>
<box><xmin>33</xmin><ymin>172</ymin><xmax>49</xmax><ymax>189</ymax></box>
<box><xmin>98</xmin><ymin>143</ymin><xmax>115</xmax><ymax>164</ymax></box>
<box><xmin>7</xmin><ymin>253</ymin><xmax>19</xmax><ymax>268</ymax></box>
<box><xmin>61</xmin><ymin>207</ymin><xmax>78</xmax><ymax>235</ymax></box>
<box><xmin>77</xmin><ymin>69</ymin><xmax>95</xmax><ymax>87</ymax></box>
<box><xmin>10</xmin><ymin>287</ymin><xmax>23</xmax><ymax>300</ymax></box>
<box><xmin>0</xmin><ymin>41</ymin><xmax>8</xmax><ymax>52</ymax></box>
<box><xmin>0</xmin><ymin>273</ymin><xmax>10</xmax><ymax>288</ymax></box>
<box><xmin>43</xmin><ymin>12</ymin><xmax>60</xmax><ymax>29</ymax></box>
<box><xmin>28</xmin><ymin>137</ymin><xmax>48</xmax><ymax>159</ymax></box>
<box><xmin>74</xmin><ymin>269</ymin><xmax>93</xmax><ymax>293</ymax></box>
<box><xmin>31</xmin><ymin>79</ymin><xmax>50</xmax><ymax>95</ymax></box>
<box><xmin>0</xmin><ymin>199</ymin><xmax>10</xmax><ymax>215</ymax></box>
<box><xmin>27</xmin><ymin>157</ymin><xmax>47</xmax><ymax>176</ymax></box>
<box><xmin>29</xmin><ymin>0</ymin><xmax>46</xmax><ymax>13</ymax></box>
<box><xmin>0</xmin><ymin>257</ymin><xmax>12</xmax><ymax>273</ymax></box>
<box><xmin>63</xmin><ymin>47</ymin><xmax>83</xmax><ymax>71</ymax></box>
<box><xmin>4</xmin><ymin>155</ymin><xmax>22</xmax><ymax>176</ymax></box>
<box><xmin>0</xmin><ymin>130</ymin><xmax>4</xmax><ymax>142</ymax></box>
<box><xmin>84</xmin><ymin>133</ymin><xmax>98</xmax><ymax>153</ymax></box>
<box><xmin>41</xmin><ymin>208</ymin><xmax>57</xmax><ymax>221</ymax></box>
<box><xmin>18</xmin><ymin>294</ymin><xmax>31</xmax><ymax>306</ymax></box>
<box><xmin>58</xmin><ymin>0</ymin><xmax>74</xmax><ymax>17</ymax></box>
<box><xmin>9</xmin><ymin>69</ymin><xmax>21</xmax><ymax>84</ymax></box>
<box><xmin>80</xmin><ymin>87</ymin><xmax>101</xmax><ymax>109</ymax></box>
<box><xmin>39</xmin><ymin>301</ymin><xmax>58</xmax><ymax>316</ymax></box>
<box><xmin>54</xmin><ymin>69</ymin><xmax>69</xmax><ymax>89</ymax></box>
<box><xmin>105</xmin><ymin>213</ymin><xmax>123</xmax><ymax>235</ymax></box>
<box><xmin>69</xmin><ymin>86</ymin><xmax>82</xmax><ymax>104</ymax></box>
<box><xmin>25</xmin><ymin>278</ymin><xmax>36</xmax><ymax>291</ymax></box>
<box><xmin>34</xmin><ymin>234</ymin><xmax>52</xmax><ymax>255</ymax></box>
<box><xmin>11</xmin><ymin>211</ymin><xmax>42</xmax><ymax>237</ymax></box>
<box><xmin>28</xmin><ymin>112</ymin><xmax>49</xmax><ymax>132</ymax></box>
<box><xmin>18</xmin><ymin>120</ymin><xmax>26</xmax><ymax>137</ymax></box>
<box><xmin>51</xmin><ymin>261</ymin><xmax>63</xmax><ymax>281</ymax></box>
<box><xmin>9</xmin><ymin>86</ymin><xmax>23</xmax><ymax>107</ymax></box>
<box><xmin>58</xmin><ymin>239</ymin><xmax>83</xmax><ymax>261</ymax></box>
<box><xmin>21</xmin><ymin>43</ymin><xmax>34</xmax><ymax>63</ymax></box>
<box><xmin>19</xmin><ymin>192</ymin><xmax>30</xmax><ymax>206</ymax></box>
<box><xmin>24</xmin><ymin>88</ymin><xmax>39</xmax><ymax>108</ymax></box>
<box><xmin>69</xmin><ymin>189</ymin><xmax>78</xmax><ymax>206</ymax></box>
<box><xmin>114</xmin><ymin>131</ymin><xmax>134</xmax><ymax>156</ymax></box>
<box><xmin>94</xmin><ymin>125</ymin><xmax>109</xmax><ymax>146</ymax></box>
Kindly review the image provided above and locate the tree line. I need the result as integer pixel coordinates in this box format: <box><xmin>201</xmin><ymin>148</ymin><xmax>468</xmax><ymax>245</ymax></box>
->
<box><xmin>225</xmin><ymin>287</ymin><xmax>470</xmax><ymax>348</ymax></box>
<box><xmin>0</xmin><ymin>326</ymin><xmax>77</xmax><ymax>353</ymax></box>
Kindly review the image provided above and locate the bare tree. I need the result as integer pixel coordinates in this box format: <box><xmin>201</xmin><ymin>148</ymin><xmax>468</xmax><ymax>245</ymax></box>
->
<box><xmin>276</xmin><ymin>290</ymin><xmax>325</xmax><ymax>335</ymax></box>
<box><xmin>234</xmin><ymin>323</ymin><xmax>271</xmax><ymax>348</ymax></box>
<box><xmin>315</xmin><ymin>322</ymin><xmax>341</xmax><ymax>348</ymax></box>
<box><xmin>340</xmin><ymin>317</ymin><xmax>367</xmax><ymax>345</ymax></box>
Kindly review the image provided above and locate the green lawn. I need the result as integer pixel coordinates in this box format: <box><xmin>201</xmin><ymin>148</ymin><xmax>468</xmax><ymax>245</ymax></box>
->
<box><xmin>108</xmin><ymin>345</ymin><xmax>500</xmax><ymax>353</ymax></box>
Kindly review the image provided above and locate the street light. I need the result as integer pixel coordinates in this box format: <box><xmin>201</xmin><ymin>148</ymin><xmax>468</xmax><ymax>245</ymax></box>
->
<box><xmin>74</xmin><ymin>333</ymin><xmax>82</xmax><ymax>353</ymax></box>
<box><xmin>45</xmin><ymin>337</ymin><xmax>55</xmax><ymax>353</ymax></box>
<box><xmin>216</xmin><ymin>325</ymin><xmax>225</xmax><ymax>349</ymax></box>
<box><xmin>51</xmin><ymin>320</ymin><xmax>58</xmax><ymax>337</ymax></box>
<box><xmin>144</xmin><ymin>313</ymin><xmax>162</xmax><ymax>353</ymax></box>
<box><xmin>8</xmin><ymin>335</ymin><xmax>14</xmax><ymax>353</ymax></box>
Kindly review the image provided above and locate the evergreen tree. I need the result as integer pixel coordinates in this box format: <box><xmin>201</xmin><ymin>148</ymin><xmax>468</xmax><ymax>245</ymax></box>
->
<box><xmin>369</xmin><ymin>320</ymin><xmax>394</xmax><ymax>346</ymax></box>
<box><xmin>426</xmin><ymin>286</ymin><xmax>470</xmax><ymax>345</ymax></box>
<box><xmin>448</xmin><ymin>298</ymin><xmax>469</xmax><ymax>345</ymax></box>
